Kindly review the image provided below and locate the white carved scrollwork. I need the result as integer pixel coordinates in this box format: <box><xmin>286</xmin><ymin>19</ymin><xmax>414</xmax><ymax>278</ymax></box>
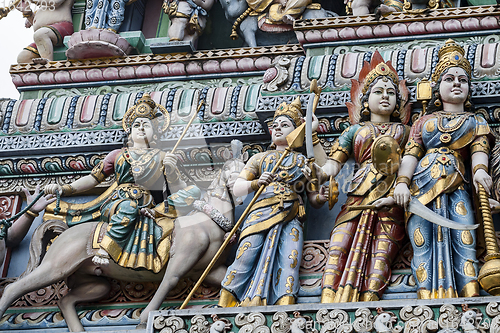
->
<box><xmin>399</xmin><ymin>305</ymin><xmax>439</xmax><ymax>333</ymax></box>
<box><xmin>486</xmin><ymin>302</ymin><xmax>500</xmax><ymax>333</ymax></box>
<box><xmin>316</xmin><ymin>309</ymin><xmax>353</xmax><ymax>333</ymax></box>
<box><xmin>153</xmin><ymin>315</ymin><xmax>188</xmax><ymax>333</ymax></box>
<box><xmin>235</xmin><ymin>312</ymin><xmax>271</xmax><ymax>333</ymax></box>
<box><xmin>271</xmin><ymin>312</ymin><xmax>291</xmax><ymax>333</ymax></box>
<box><xmin>438</xmin><ymin>305</ymin><xmax>461</xmax><ymax>331</ymax></box>
<box><xmin>190</xmin><ymin>315</ymin><xmax>211</xmax><ymax>333</ymax></box>
<box><xmin>353</xmin><ymin>308</ymin><xmax>374</xmax><ymax>333</ymax></box>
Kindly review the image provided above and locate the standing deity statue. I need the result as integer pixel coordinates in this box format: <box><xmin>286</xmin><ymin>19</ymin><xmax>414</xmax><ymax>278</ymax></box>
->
<box><xmin>393</xmin><ymin>39</ymin><xmax>493</xmax><ymax>299</ymax></box>
<box><xmin>163</xmin><ymin>0</ymin><xmax>215</xmax><ymax>45</ymax></box>
<box><xmin>320</xmin><ymin>51</ymin><xmax>411</xmax><ymax>303</ymax></box>
<box><xmin>84</xmin><ymin>0</ymin><xmax>138</xmax><ymax>32</ymax></box>
<box><xmin>44</xmin><ymin>93</ymin><xmax>201</xmax><ymax>272</ymax></box>
<box><xmin>16</xmin><ymin>0</ymin><xmax>74</xmax><ymax>63</ymax></box>
<box><xmin>218</xmin><ymin>97</ymin><xmax>328</xmax><ymax>307</ymax></box>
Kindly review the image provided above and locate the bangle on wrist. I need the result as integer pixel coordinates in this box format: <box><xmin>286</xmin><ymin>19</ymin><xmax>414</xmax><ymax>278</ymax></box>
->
<box><xmin>61</xmin><ymin>184</ymin><xmax>76</xmax><ymax>196</ymax></box>
<box><xmin>250</xmin><ymin>179</ymin><xmax>260</xmax><ymax>191</ymax></box>
<box><xmin>25</xmin><ymin>209</ymin><xmax>39</xmax><ymax>218</ymax></box>
<box><xmin>473</xmin><ymin>163</ymin><xmax>488</xmax><ymax>174</ymax></box>
<box><xmin>312</xmin><ymin>132</ymin><xmax>320</xmax><ymax>146</ymax></box>
<box><xmin>315</xmin><ymin>194</ymin><xmax>324</xmax><ymax>205</ymax></box>
<box><xmin>396</xmin><ymin>175</ymin><xmax>411</xmax><ymax>186</ymax></box>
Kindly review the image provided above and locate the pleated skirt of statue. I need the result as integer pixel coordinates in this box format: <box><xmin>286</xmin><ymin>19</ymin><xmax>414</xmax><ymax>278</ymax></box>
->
<box><xmin>321</xmin><ymin>208</ymin><xmax>404</xmax><ymax>303</ymax></box>
<box><xmin>407</xmin><ymin>190</ymin><xmax>479</xmax><ymax>299</ymax></box>
<box><xmin>220</xmin><ymin>219</ymin><xmax>304</xmax><ymax>306</ymax></box>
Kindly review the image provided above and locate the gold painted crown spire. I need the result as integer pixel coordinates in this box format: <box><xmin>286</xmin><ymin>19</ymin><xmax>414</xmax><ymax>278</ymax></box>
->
<box><xmin>273</xmin><ymin>97</ymin><xmax>304</xmax><ymax>127</ymax></box>
<box><xmin>122</xmin><ymin>93</ymin><xmax>170</xmax><ymax>133</ymax></box>
<box><xmin>431</xmin><ymin>39</ymin><xmax>472</xmax><ymax>82</ymax></box>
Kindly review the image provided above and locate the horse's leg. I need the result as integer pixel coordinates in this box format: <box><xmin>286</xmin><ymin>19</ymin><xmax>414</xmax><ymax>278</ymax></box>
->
<box><xmin>0</xmin><ymin>225</ymin><xmax>92</xmax><ymax>317</ymax></box>
<box><xmin>239</xmin><ymin>17</ymin><xmax>258</xmax><ymax>47</ymax></box>
<box><xmin>203</xmin><ymin>264</ymin><xmax>227</xmax><ymax>287</ymax></box>
<box><xmin>139</xmin><ymin>222</ymin><xmax>210</xmax><ymax>323</ymax></box>
<box><xmin>58</xmin><ymin>273</ymin><xmax>111</xmax><ymax>332</ymax></box>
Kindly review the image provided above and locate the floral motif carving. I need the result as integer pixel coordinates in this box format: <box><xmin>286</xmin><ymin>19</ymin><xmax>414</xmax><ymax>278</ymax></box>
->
<box><xmin>153</xmin><ymin>315</ymin><xmax>188</xmax><ymax>333</ymax></box>
<box><xmin>235</xmin><ymin>312</ymin><xmax>270</xmax><ymax>333</ymax></box>
<box><xmin>399</xmin><ymin>305</ymin><xmax>439</xmax><ymax>333</ymax></box>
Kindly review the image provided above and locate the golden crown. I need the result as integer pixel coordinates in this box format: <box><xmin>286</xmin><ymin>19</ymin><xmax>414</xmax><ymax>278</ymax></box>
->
<box><xmin>122</xmin><ymin>93</ymin><xmax>170</xmax><ymax>133</ymax></box>
<box><xmin>431</xmin><ymin>39</ymin><xmax>471</xmax><ymax>82</ymax></box>
<box><xmin>361</xmin><ymin>62</ymin><xmax>400</xmax><ymax>95</ymax></box>
<box><xmin>273</xmin><ymin>97</ymin><xmax>303</xmax><ymax>127</ymax></box>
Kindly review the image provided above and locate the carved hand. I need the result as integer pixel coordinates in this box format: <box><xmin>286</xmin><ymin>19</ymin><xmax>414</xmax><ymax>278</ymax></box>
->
<box><xmin>473</xmin><ymin>169</ymin><xmax>492</xmax><ymax>195</ymax></box>
<box><xmin>258</xmin><ymin>171</ymin><xmax>275</xmax><ymax>187</ymax></box>
<box><xmin>24</xmin><ymin>185</ymin><xmax>56</xmax><ymax>213</ymax></box>
<box><xmin>393</xmin><ymin>183</ymin><xmax>410</xmax><ymax>209</ymax></box>
<box><xmin>44</xmin><ymin>184</ymin><xmax>63</xmax><ymax>196</ymax></box>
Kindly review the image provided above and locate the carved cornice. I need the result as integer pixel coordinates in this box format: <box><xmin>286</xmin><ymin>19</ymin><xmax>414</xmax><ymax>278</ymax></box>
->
<box><xmin>293</xmin><ymin>5</ymin><xmax>500</xmax><ymax>44</ymax></box>
<box><xmin>9</xmin><ymin>45</ymin><xmax>304</xmax><ymax>88</ymax></box>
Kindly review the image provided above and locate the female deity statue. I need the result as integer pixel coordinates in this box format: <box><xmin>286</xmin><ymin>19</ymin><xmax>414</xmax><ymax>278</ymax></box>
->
<box><xmin>394</xmin><ymin>39</ymin><xmax>493</xmax><ymax>299</ymax></box>
<box><xmin>218</xmin><ymin>97</ymin><xmax>328</xmax><ymax>307</ymax></box>
<box><xmin>320</xmin><ymin>51</ymin><xmax>411</xmax><ymax>303</ymax></box>
<box><xmin>44</xmin><ymin>93</ymin><xmax>200</xmax><ymax>273</ymax></box>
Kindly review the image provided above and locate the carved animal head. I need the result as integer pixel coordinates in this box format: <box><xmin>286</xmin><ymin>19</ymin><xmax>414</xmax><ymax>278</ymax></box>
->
<box><xmin>210</xmin><ymin>316</ymin><xmax>232</xmax><ymax>333</ymax></box>
<box><xmin>373</xmin><ymin>312</ymin><xmax>397</xmax><ymax>333</ymax></box>
<box><xmin>206</xmin><ymin>140</ymin><xmax>246</xmax><ymax>205</ymax></box>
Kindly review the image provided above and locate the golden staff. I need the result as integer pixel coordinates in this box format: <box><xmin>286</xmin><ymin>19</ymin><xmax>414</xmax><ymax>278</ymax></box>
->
<box><xmin>179</xmin><ymin>122</ymin><xmax>306</xmax><ymax>309</ymax></box>
<box><xmin>0</xmin><ymin>0</ymin><xmax>27</xmax><ymax>20</ymax></box>
<box><xmin>171</xmin><ymin>100</ymin><xmax>204</xmax><ymax>154</ymax></box>
<box><xmin>163</xmin><ymin>100</ymin><xmax>204</xmax><ymax>175</ymax></box>
<box><xmin>477</xmin><ymin>184</ymin><xmax>500</xmax><ymax>295</ymax></box>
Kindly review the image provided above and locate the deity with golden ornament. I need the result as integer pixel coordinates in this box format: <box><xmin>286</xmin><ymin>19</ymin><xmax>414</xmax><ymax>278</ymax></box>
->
<box><xmin>320</xmin><ymin>51</ymin><xmax>411</xmax><ymax>303</ymax></box>
<box><xmin>394</xmin><ymin>39</ymin><xmax>494</xmax><ymax>299</ymax></box>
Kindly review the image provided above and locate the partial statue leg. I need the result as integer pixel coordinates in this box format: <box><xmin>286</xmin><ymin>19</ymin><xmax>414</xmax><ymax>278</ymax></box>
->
<box><xmin>33</xmin><ymin>27</ymin><xmax>58</xmax><ymax>61</ymax></box>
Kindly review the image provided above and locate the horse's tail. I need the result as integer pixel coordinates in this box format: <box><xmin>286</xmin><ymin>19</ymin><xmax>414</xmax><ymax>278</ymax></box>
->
<box><xmin>230</xmin><ymin>8</ymin><xmax>252</xmax><ymax>40</ymax></box>
<box><xmin>19</xmin><ymin>220</ymin><xmax>68</xmax><ymax>278</ymax></box>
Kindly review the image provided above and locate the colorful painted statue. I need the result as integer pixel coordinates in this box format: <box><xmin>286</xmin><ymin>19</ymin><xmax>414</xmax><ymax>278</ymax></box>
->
<box><xmin>85</xmin><ymin>0</ymin><xmax>133</xmax><ymax>32</ymax></box>
<box><xmin>393</xmin><ymin>39</ymin><xmax>493</xmax><ymax>299</ymax></box>
<box><xmin>163</xmin><ymin>0</ymin><xmax>215</xmax><ymax>45</ymax></box>
<box><xmin>346</xmin><ymin>0</ymin><xmax>403</xmax><ymax>16</ymax></box>
<box><xmin>16</xmin><ymin>0</ymin><xmax>74</xmax><ymax>63</ymax></box>
<box><xmin>218</xmin><ymin>97</ymin><xmax>328</xmax><ymax>307</ymax></box>
<box><xmin>0</xmin><ymin>95</ymin><xmax>247</xmax><ymax>331</ymax></box>
<box><xmin>0</xmin><ymin>186</ymin><xmax>55</xmax><ymax>268</ymax></box>
<box><xmin>44</xmin><ymin>93</ymin><xmax>197</xmax><ymax>271</ymax></box>
<box><xmin>219</xmin><ymin>0</ymin><xmax>333</xmax><ymax>47</ymax></box>
<box><xmin>320</xmin><ymin>51</ymin><xmax>411</xmax><ymax>303</ymax></box>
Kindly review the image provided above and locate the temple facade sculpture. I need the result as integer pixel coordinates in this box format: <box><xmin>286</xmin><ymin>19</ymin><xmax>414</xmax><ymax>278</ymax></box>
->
<box><xmin>218</xmin><ymin>97</ymin><xmax>328</xmax><ymax>307</ymax></box>
<box><xmin>4</xmin><ymin>0</ymin><xmax>500</xmax><ymax>329</ymax></box>
<box><xmin>320</xmin><ymin>51</ymin><xmax>411</xmax><ymax>303</ymax></box>
<box><xmin>394</xmin><ymin>39</ymin><xmax>493</xmax><ymax>299</ymax></box>
<box><xmin>16</xmin><ymin>0</ymin><xmax>74</xmax><ymax>63</ymax></box>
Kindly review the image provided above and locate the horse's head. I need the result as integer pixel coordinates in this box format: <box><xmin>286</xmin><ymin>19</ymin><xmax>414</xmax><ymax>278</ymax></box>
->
<box><xmin>207</xmin><ymin>140</ymin><xmax>247</xmax><ymax>206</ymax></box>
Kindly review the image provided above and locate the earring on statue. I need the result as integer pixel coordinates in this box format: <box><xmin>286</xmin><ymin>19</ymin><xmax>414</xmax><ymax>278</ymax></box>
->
<box><xmin>465</xmin><ymin>96</ymin><xmax>472</xmax><ymax>109</ymax></box>
<box><xmin>362</xmin><ymin>102</ymin><xmax>370</xmax><ymax>117</ymax></box>
<box><xmin>392</xmin><ymin>109</ymin><xmax>400</xmax><ymax>118</ymax></box>
<box><xmin>434</xmin><ymin>98</ymin><xmax>442</xmax><ymax>108</ymax></box>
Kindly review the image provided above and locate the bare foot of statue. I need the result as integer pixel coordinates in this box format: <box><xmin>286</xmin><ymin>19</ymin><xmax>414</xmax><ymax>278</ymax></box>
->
<box><xmin>32</xmin><ymin>58</ymin><xmax>49</xmax><ymax>65</ymax></box>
